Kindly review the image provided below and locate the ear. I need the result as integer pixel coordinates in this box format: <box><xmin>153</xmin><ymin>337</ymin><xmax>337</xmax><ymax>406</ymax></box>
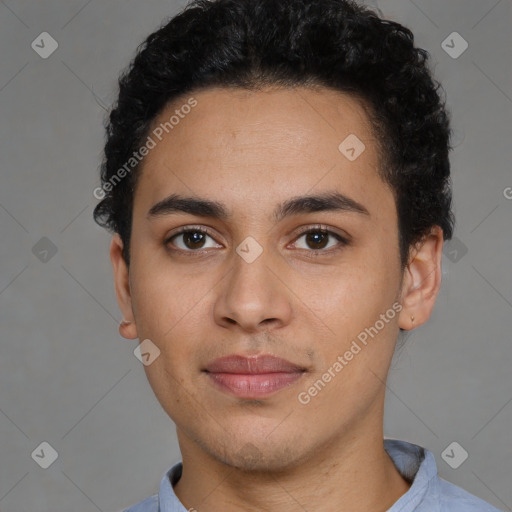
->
<box><xmin>398</xmin><ymin>226</ymin><xmax>444</xmax><ymax>331</ymax></box>
<box><xmin>110</xmin><ymin>233</ymin><xmax>138</xmax><ymax>339</ymax></box>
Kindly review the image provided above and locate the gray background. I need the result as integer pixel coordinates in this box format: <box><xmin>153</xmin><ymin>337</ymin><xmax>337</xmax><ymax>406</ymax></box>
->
<box><xmin>0</xmin><ymin>0</ymin><xmax>511</xmax><ymax>511</ymax></box>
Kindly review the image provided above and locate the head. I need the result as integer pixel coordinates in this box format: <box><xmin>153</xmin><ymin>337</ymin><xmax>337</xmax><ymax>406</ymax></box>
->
<box><xmin>94</xmin><ymin>0</ymin><xmax>454</xmax><ymax>471</ymax></box>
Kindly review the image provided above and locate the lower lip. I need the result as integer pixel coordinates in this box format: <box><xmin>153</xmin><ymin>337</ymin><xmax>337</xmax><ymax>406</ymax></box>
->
<box><xmin>205</xmin><ymin>371</ymin><xmax>304</xmax><ymax>398</ymax></box>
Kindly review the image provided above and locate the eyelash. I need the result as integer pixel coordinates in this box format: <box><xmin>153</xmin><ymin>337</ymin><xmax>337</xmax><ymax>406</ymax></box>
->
<box><xmin>164</xmin><ymin>224</ymin><xmax>350</xmax><ymax>258</ymax></box>
<box><xmin>292</xmin><ymin>225</ymin><xmax>349</xmax><ymax>257</ymax></box>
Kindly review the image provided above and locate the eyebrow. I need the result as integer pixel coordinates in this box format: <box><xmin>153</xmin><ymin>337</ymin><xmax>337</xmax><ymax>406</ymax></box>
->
<box><xmin>147</xmin><ymin>191</ymin><xmax>370</xmax><ymax>222</ymax></box>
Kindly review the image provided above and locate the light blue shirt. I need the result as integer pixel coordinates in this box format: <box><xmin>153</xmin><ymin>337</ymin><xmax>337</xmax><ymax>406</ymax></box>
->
<box><xmin>122</xmin><ymin>439</ymin><xmax>503</xmax><ymax>512</ymax></box>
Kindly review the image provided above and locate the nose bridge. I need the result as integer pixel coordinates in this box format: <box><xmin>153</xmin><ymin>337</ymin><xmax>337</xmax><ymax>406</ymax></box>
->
<box><xmin>232</xmin><ymin>241</ymin><xmax>273</xmax><ymax>295</ymax></box>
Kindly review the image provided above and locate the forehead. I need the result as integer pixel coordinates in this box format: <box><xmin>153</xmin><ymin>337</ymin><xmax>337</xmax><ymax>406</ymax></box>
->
<box><xmin>134</xmin><ymin>86</ymin><xmax>391</xmax><ymax>220</ymax></box>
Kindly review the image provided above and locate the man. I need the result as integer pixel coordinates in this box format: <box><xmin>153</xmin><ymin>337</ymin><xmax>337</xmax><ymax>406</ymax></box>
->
<box><xmin>93</xmin><ymin>0</ymin><xmax>502</xmax><ymax>510</ymax></box>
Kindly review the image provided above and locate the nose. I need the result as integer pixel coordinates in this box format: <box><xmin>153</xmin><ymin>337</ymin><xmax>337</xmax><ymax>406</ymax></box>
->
<box><xmin>213</xmin><ymin>245</ymin><xmax>293</xmax><ymax>333</ymax></box>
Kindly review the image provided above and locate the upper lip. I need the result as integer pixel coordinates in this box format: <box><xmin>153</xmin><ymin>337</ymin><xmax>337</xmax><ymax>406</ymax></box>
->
<box><xmin>204</xmin><ymin>354</ymin><xmax>306</xmax><ymax>374</ymax></box>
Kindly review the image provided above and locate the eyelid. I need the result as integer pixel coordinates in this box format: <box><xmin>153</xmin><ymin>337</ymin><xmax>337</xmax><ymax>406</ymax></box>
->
<box><xmin>166</xmin><ymin>224</ymin><xmax>216</xmax><ymax>239</ymax></box>
<box><xmin>293</xmin><ymin>223</ymin><xmax>351</xmax><ymax>242</ymax></box>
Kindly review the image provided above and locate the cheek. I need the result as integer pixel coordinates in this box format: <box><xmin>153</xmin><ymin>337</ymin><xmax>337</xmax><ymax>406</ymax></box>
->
<box><xmin>132</xmin><ymin>244</ymin><xmax>222</xmax><ymax>320</ymax></box>
<box><xmin>129</xmin><ymin>245</ymin><xmax>205</xmax><ymax>334</ymax></box>
<box><xmin>310</xmin><ymin>247</ymin><xmax>401</xmax><ymax>373</ymax></box>
<box><xmin>318</xmin><ymin>259</ymin><xmax>394</xmax><ymax>326</ymax></box>
<box><xmin>132</xmin><ymin>277</ymin><xmax>205</xmax><ymax>359</ymax></box>
<box><xmin>142</xmin><ymin>352</ymin><xmax>206</xmax><ymax>430</ymax></box>
<box><xmin>135</xmin><ymin>280</ymin><xmax>208</xmax><ymax>415</ymax></box>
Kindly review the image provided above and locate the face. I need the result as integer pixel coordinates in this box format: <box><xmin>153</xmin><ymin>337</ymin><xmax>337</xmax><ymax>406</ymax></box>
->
<box><xmin>111</xmin><ymin>86</ymin><xmax>442</xmax><ymax>471</ymax></box>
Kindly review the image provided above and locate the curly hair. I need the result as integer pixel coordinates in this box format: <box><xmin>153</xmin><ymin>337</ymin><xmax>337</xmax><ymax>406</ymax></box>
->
<box><xmin>93</xmin><ymin>0</ymin><xmax>454</xmax><ymax>270</ymax></box>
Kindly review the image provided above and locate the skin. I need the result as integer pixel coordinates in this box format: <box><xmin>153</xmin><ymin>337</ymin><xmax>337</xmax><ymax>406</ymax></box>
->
<box><xmin>110</xmin><ymin>86</ymin><xmax>444</xmax><ymax>512</ymax></box>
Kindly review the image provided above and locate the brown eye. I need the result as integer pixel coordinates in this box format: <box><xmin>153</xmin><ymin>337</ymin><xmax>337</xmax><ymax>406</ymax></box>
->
<box><xmin>304</xmin><ymin>231</ymin><xmax>330</xmax><ymax>250</ymax></box>
<box><xmin>294</xmin><ymin>229</ymin><xmax>347</xmax><ymax>252</ymax></box>
<box><xmin>165</xmin><ymin>228</ymin><xmax>222</xmax><ymax>252</ymax></box>
<box><xmin>181</xmin><ymin>231</ymin><xmax>207</xmax><ymax>249</ymax></box>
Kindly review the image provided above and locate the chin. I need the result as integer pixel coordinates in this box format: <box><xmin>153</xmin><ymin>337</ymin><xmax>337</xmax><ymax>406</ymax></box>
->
<box><xmin>208</xmin><ymin>435</ymin><xmax>308</xmax><ymax>474</ymax></box>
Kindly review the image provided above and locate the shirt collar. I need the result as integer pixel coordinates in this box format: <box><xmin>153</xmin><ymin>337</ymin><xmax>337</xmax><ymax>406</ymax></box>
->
<box><xmin>158</xmin><ymin>439</ymin><xmax>439</xmax><ymax>512</ymax></box>
<box><xmin>384</xmin><ymin>439</ymin><xmax>439</xmax><ymax>511</ymax></box>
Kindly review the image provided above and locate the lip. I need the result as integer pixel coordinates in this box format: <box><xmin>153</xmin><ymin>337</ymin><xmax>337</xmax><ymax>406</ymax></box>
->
<box><xmin>205</xmin><ymin>354</ymin><xmax>305</xmax><ymax>374</ymax></box>
<box><xmin>204</xmin><ymin>354</ymin><xmax>306</xmax><ymax>398</ymax></box>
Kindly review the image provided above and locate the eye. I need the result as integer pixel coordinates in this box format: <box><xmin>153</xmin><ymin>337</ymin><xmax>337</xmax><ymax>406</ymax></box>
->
<box><xmin>292</xmin><ymin>226</ymin><xmax>349</xmax><ymax>253</ymax></box>
<box><xmin>164</xmin><ymin>224</ymin><xmax>349</xmax><ymax>256</ymax></box>
<box><xmin>165</xmin><ymin>227</ymin><xmax>222</xmax><ymax>252</ymax></box>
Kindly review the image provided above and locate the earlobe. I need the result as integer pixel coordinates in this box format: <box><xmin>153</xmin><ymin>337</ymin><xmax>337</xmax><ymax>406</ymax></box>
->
<box><xmin>398</xmin><ymin>226</ymin><xmax>444</xmax><ymax>331</ymax></box>
<box><xmin>110</xmin><ymin>233</ymin><xmax>138</xmax><ymax>340</ymax></box>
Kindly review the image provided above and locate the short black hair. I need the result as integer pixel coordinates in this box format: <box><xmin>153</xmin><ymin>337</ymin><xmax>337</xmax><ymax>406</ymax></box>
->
<box><xmin>93</xmin><ymin>0</ymin><xmax>454</xmax><ymax>269</ymax></box>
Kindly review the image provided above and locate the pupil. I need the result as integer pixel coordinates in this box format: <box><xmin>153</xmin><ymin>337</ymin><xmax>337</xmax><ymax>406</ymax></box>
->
<box><xmin>307</xmin><ymin>231</ymin><xmax>328</xmax><ymax>249</ymax></box>
<box><xmin>185</xmin><ymin>232</ymin><xmax>205</xmax><ymax>249</ymax></box>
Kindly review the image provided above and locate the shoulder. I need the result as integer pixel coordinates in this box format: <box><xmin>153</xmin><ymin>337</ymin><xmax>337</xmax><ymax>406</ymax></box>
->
<box><xmin>438</xmin><ymin>477</ymin><xmax>504</xmax><ymax>512</ymax></box>
<box><xmin>120</xmin><ymin>493</ymin><xmax>158</xmax><ymax>512</ymax></box>
<box><xmin>119</xmin><ymin>461</ymin><xmax>182</xmax><ymax>512</ymax></box>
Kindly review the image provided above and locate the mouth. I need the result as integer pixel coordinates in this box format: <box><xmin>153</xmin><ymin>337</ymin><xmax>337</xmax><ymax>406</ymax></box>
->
<box><xmin>203</xmin><ymin>354</ymin><xmax>307</xmax><ymax>399</ymax></box>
